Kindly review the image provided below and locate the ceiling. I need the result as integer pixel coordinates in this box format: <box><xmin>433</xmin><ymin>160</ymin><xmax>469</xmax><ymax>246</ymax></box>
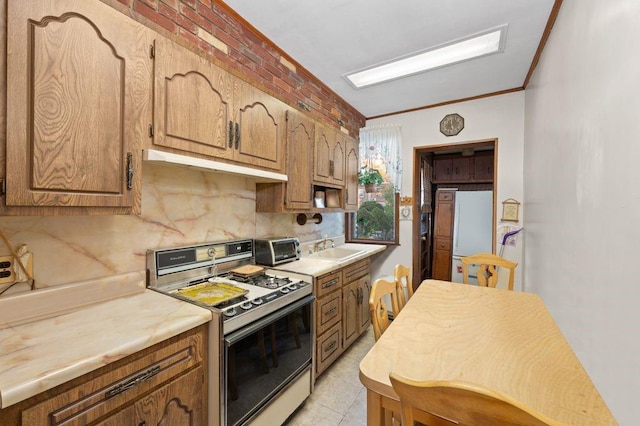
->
<box><xmin>221</xmin><ymin>0</ymin><xmax>558</xmax><ymax>119</ymax></box>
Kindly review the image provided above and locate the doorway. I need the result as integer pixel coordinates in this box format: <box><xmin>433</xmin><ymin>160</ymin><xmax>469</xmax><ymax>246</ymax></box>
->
<box><xmin>411</xmin><ymin>139</ymin><xmax>497</xmax><ymax>288</ymax></box>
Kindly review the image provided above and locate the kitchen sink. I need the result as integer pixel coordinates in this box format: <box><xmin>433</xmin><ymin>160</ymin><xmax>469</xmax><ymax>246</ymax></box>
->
<box><xmin>309</xmin><ymin>247</ymin><xmax>365</xmax><ymax>261</ymax></box>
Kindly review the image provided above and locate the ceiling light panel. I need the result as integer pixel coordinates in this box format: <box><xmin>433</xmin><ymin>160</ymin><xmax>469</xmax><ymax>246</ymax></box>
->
<box><xmin>344</xmin><ymin>25</ymin><xmax>508</xmax><ymax>89</ymax></box>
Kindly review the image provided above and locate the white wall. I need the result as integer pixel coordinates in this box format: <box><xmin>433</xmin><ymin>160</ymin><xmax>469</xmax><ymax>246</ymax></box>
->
<box><xmin>366</xmin><ymin>92</ymin><xmax>525</xmax><ymax>288</ymax></box>
<box><xmin>524</xmin><ymin>0</ymin><xmax>640</xmax><ymax>422</ymax></box>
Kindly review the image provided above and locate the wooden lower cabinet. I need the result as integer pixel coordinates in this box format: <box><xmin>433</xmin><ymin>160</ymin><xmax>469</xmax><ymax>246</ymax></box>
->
<box><xmin>315</xmin><ymin>259</ymin><xmax>371</xmax><ymax>378</ymax></box>
<box><xmin>0</xmin><ymin>325</ymin><xmax>207</xmax><ymax>426</ymax></box>
<box><xmin>432</xmin><ymin>190</ymin><xmax>455</xmax><ymax>281</ymax></box>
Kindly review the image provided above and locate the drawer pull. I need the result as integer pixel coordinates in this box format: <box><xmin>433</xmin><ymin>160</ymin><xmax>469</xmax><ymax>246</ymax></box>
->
<box><xmin>105</xmin><ymin>365</ymin><xmax>161</xmax><ymax>399</ymax></box>
<box><xmin>322</xmin><ymin>278</ymin><xmax>339</xmax><ymax>289</ymax></box>
<box><xmin>325</xmin><ymin>307</ymin><xmax>337</xmax><ymax>316</ymax></box>
<box><xmin>325</xmin><ymin>341</ymin><xmax>337</xmax><ymax>352</ymax></box>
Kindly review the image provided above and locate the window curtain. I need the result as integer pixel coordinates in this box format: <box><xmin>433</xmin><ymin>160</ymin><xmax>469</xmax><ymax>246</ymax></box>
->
<box><xmin>359</xmin><ymin>124</ymin><xmax>403</xmax><ymax>192</ymax></box>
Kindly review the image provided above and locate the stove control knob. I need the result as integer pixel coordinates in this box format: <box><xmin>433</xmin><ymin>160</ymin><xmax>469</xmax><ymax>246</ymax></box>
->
<box><xmin>288</xmin><ymin>283</ymin><xmax>298</xmax><ymax>291</ymax></box>
<box><xmin>224</xmin><ymin>307</ymin><xmax>237</xmax><ymax>317</ymax></box>
<box><xmin>240</xmin><ymin>302</ymin><xmax>253</xmax><ymax>310</ymax></box>
<box><xmin>280</xmin><ymin>287</ymin><xmax>290</xmax><ymax>294</ymax></box>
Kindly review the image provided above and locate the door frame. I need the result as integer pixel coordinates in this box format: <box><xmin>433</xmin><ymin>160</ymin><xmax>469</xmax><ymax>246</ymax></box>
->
<box><xmin>411</xmin><ymin>138</ymin><xmax>498</xmax><ymax>288</ymax></box>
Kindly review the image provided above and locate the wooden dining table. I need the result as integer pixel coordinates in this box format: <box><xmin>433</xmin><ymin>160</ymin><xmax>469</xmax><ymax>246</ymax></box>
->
<box><xmin>358</xmin><ymin>280</ymin><xmax>616</xmax><ymax>425</ymax></box>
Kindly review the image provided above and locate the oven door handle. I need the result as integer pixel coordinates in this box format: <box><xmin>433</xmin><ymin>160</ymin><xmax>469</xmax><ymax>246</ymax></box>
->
<box><xmin>224</xmin><ymin>294</ymin><xmax>315</xmax><ymax>346</ymax></box>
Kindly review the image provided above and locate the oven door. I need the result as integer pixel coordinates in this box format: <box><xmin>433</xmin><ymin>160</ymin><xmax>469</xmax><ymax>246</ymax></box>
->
<box><xmin>223</xmin><ymin>294</ymin><xmax>314</xmax><ymax>426</ymax></box>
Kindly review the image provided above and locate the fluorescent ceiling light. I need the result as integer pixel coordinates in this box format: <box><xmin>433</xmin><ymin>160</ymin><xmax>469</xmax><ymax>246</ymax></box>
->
<box><xmin>344</xmin><ymin>26</ymin><xmax>508</xmax><ymax>89</ymax></box>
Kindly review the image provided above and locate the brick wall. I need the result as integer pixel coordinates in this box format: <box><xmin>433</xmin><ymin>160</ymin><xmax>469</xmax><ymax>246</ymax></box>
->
<box><xmin>105</xmin><ymin>0</ymin><xmax>365</xmax><ymax>137</ymax></box>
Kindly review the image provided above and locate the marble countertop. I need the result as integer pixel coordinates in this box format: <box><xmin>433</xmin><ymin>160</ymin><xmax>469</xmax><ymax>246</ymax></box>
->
<box><xmin>0</xmin><ymin>289</ymin><xmax>212</xmax><ymax>409</ymax></box>
<box><xmin>273</xmin><ymin>243</ymin><xmax>386</xmax><ymax>277</ymax></box>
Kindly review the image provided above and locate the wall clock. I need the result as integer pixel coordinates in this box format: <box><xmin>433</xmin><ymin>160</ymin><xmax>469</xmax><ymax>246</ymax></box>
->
<box><xmin>440</xmin><ymin>113</ymin><xmax>464</xmax><ymax>136</ymax></box>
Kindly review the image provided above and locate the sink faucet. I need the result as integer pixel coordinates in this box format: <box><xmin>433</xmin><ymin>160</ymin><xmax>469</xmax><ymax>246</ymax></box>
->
<box><xmin>313</xmin><ymin>235</ymin><xmax>335</xmax><ymax>252</ymax></box>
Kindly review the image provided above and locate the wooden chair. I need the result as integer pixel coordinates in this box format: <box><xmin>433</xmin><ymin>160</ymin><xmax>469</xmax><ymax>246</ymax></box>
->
<box><xmin>389</xmin><ymin>373</ymin><xmax>558</xmax><ymax>426</ymax></box>
<box><xmin>369</xmin><ymin>278</ymin><xmax>400</xmax><ymax>341</ymax></box>
<box><xmin>460</xmin><ymin>253</ymin><xmax>518</xmax><ymax>291</ymax></box>
<box><xmin>394</xmin><ymin>264</ymin><xmax>414</xmax><ymax>311</ymax></box>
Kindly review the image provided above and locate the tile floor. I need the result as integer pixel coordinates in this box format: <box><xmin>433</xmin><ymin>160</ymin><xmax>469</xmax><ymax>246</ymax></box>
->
<box><xmin>284</xmin><ymin>327</ymin><xmax>376</xmax><ymax>426</ymax></box>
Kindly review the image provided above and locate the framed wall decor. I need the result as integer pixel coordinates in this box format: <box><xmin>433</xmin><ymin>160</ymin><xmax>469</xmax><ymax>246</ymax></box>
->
<box><xmin>501</xmin><ymin>198</ymin><xmax>520</xmax><ymax>222</ymax></box>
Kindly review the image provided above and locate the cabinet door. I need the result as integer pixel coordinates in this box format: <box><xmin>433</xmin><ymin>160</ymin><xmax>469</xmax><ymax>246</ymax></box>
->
<box><xmin>234</xmin><ymin>78</ymin><xmax>286</xmax><ymax>173</ymax></box>
<box><xmin>473</xmin><ymin>153</ymin><xmax>494</xmax><ymax>181</ymax></box>
<box><xmin>133</xmin><ymin>367</ymin><xmax>205</xmax><ymax>426</ymax></box>
<box><xmin>358</xmin><ymin>275</ymin><xmax>371</xmax><ymax>333</ymax></box>
<box><xmin>344</xmin><ymin>137</ymin><xmax>360</xmax><ymax>211</ymax></box>
<box><xmin>6</xmin><ymin>0</ymin><xmax>152</xmax><ymax>213</ymax></box>
<box><xmin>314</xmin><ymin>123</ymin><xmax>334</xmax><ymax>184</ymax></box>
<box><xmin>285</xmin><ymin>110</ymin><xmax>314</xmax><ymax>209</ymax></box>
<box><xmin>432</xmin><ymin>190</ymin><xmax>455</xmax><ymax>281</ymax></box>
<box><xmin>153</xmin><ymin>37</ymin><xmax>233</xmax><ymax>161</ymax></box>
<box><xmin>451</xmin><ymin>157</ymin><xmax>470</xmax><ymax>181</ymax></box>
<box><xmin>342</xmin><ymin>280</ymin><xmax>359</xmax><ymax>348</ymax></box>
<box><xmin>331</xmin><ymin>132</ymin><xmax>346</xmax><ymax>185</ymax></box>
<box><xmin>433</xmin><ymin>158</ymin><xmax>452</xmax><ymax>182</ymax></box>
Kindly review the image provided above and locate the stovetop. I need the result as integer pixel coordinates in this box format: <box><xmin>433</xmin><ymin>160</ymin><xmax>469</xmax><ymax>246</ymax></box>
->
<box><xmin>146</xmin><ymin>239</ymin><xmax>313</xmax><ymax>335</ymax></box>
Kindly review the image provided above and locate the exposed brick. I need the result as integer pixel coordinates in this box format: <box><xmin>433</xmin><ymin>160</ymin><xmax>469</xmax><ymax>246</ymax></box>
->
<box><xmin>197</xmin><ymin>4</ymin><xmax>223</xmax><ymax>27</ymax></box>
<box><xmin>181</xmin><ymin>0</ymin><xmax>196</xmax><ymax>9</ymax></box>
<box><xmin>106</xmin><ymin>0</ymin><xmax>365</xmax><ymax>128</ymax></box>
<box><xmin>138</xmin><ymin>0</ymin><xmax>158</xmax><ymax>9</ymax></box>
<box><xmin>158</xmin><ymin>2</ymin><xmax>178</xmax><ymax>21</ymax></box>
<box><xmin>133</xmin><ymin>1</ymin><xmax>177</xmax><ymax>33</ymax></box>
<box><xmin>197</xmin><ymin>27</ymin><xmax>228</xmax><ymax>54</ymax></box>
<box><xmin>176</xmin><ymin>13</ymin><xmax>197</xmax><ymax>34</ymax></box>
<box><xmin>178</xmin><ymin>25</ymin><xmax>201</xmax><ymax>47</ymax></box>
<box><xmin>160</xmin><ymin>0</ymin><xmax>178</xmax><ymax>9</ymax></box>
<box><xmin>180</xmin><ymin>3</ymin><xmax>213</xmax><ymax>32</ymax></box>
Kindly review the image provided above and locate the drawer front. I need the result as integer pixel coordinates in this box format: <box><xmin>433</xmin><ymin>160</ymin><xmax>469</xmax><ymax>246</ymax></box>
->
<box><xmin>317</xmin><ymin>292</ymin><xmax>341</xmax><ymax>335</ymax></box>
<box><xmin>20</xmin><ymin>326</ymin><xmax>206</xmax><ymax>426</ymax></box>
<box><xmin>343</xmin><ymin>258</ymin><xmax>370</xmax><ymax>282</ymax></box>
<box><xmin>316</xmin><ymin>321</ymin><xmax>342</xmax><ymax>377</ymax></box>
<box><xmin>435</xmin><ymin>238</ymin><xmax>452</xmax><ymax>251</ymax></box>
<box><xmin>437</xmin><ymin>191</ymin><xmax>454</xmax><ymax>201</ymax></box>
<box><xmin>316</xmin><ymin>270</ymin><xmax>343</xmax><ymax>298</ymax></box>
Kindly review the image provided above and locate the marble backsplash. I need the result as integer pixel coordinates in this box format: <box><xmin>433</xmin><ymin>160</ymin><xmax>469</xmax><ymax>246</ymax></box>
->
<box><xmin>0</xmin><ymin>163</ymin><xmax>344</xmax><ymax>294</ymax></box>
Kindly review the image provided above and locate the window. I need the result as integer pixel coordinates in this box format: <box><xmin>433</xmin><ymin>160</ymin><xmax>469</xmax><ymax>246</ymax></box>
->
<box><xmin>346</xmin><ymin>125</ymin><xmax>402</xmax><ymax>245</ymax></box>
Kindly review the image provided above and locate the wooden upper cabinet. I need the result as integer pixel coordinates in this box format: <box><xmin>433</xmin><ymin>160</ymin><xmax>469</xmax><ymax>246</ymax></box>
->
<box><xmin>473</xmin><ymin>152</ymin><xmax>494</xmax><ymax>181</ymax></box>
<box><xmin>432</xmin><ymin>152</ymin><xmax>494</xmax><ymax>183</ymax></box>
<box><xmin>4</xmin><ymin>0</ymin><xmax>153</xmax><ymax>214</ymax></box>
<box><xmin>152</xmin><ymin>38</ymin><xmax>285</xmax><ymax>173</ymax></box>
<box><xmin>233</xmin><ymin>79</ymin><xmax>286</xmax><ymax>173</ymax></box>
<box><xmin>285</xmin><ymin>110</ymin><xmax>314</xmax><ymax>210</ymax></box>
<box><xmin>314</xmin><ymin>124</ymin><xmax>345</xmax><ymax>186</ymax></box>
<box><xmin>153</xmin><ymin>37</ymin><xmax>233</xmax><ymax>161</ymax></box>
<box><xmin>345</xmin><ymin>137</ymin><xmax>359</xmax><ymax>211</ymax></box>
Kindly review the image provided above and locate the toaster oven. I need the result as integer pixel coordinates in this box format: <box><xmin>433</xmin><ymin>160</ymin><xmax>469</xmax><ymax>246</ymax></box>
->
<box><xmin>254</xmin><ymin>237</ymin><xmax>301</xmax><ymax>266</ymax></box>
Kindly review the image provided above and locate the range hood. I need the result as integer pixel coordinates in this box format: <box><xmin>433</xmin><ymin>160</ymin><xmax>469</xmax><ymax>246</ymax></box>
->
<box><xmin>143</xmin><ymin>149</ymin><xmax>288</xmax><ymax>182</ymax></box>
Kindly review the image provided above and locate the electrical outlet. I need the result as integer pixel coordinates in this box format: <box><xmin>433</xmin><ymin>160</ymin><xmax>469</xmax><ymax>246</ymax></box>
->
<box><xmin>0</xmin><ymin>255</ymin><xmax>15</xmax><ymax>284</ymax></box>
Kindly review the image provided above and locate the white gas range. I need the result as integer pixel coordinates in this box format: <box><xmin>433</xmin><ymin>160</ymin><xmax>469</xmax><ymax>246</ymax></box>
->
<box><xmin>147</xmin><ymin>239</ymin><xmax>314</xmax><ymax>426</ymax></box>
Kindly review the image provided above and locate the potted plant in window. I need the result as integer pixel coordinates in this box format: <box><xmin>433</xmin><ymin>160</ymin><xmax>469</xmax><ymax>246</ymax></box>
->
<box><xmin>358</xmin><ymin>167</ymin><xmax>384</xmax><ymax>193</ymax></box>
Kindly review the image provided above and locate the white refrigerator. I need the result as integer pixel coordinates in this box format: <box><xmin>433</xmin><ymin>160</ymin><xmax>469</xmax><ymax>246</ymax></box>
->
<box><xmin>450</xmin><ymin>190</ymin><xmax>493</xmax><ymax>285</ymax></box>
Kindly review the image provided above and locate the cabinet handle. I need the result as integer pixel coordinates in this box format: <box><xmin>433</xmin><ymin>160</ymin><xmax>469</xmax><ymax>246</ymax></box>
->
<box><xmin>126</xmin><ymin>152</ymin><xmax>134</xmax><ymax>190</ymax></box>
<box><xmin>105</xmin><ymin>365</ymin><xmax>160</xmax><ymax>399</ymax></box>
<box><xmin>325</xmin><ymin>306</ymin><xmax>337</xmax><ymax>316</ymax></box>
<box><xmin>325</xmin><ymin>340</ymin><xmax>337</xmax><ymax>352</ymax></box>
<box><xmin>322</xmin><ymin>278</ymin><xmax>339</xmax><ymax>289</ymax></box>
<box><xmin>235</xmin><ymin>122</ymin><xmax>240</xmax><ymax>149</ymax></box>
<box><xmin>228</xmin><ymin>121</ymin><xmax>234</xmax><ymax>147</ymax></box>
